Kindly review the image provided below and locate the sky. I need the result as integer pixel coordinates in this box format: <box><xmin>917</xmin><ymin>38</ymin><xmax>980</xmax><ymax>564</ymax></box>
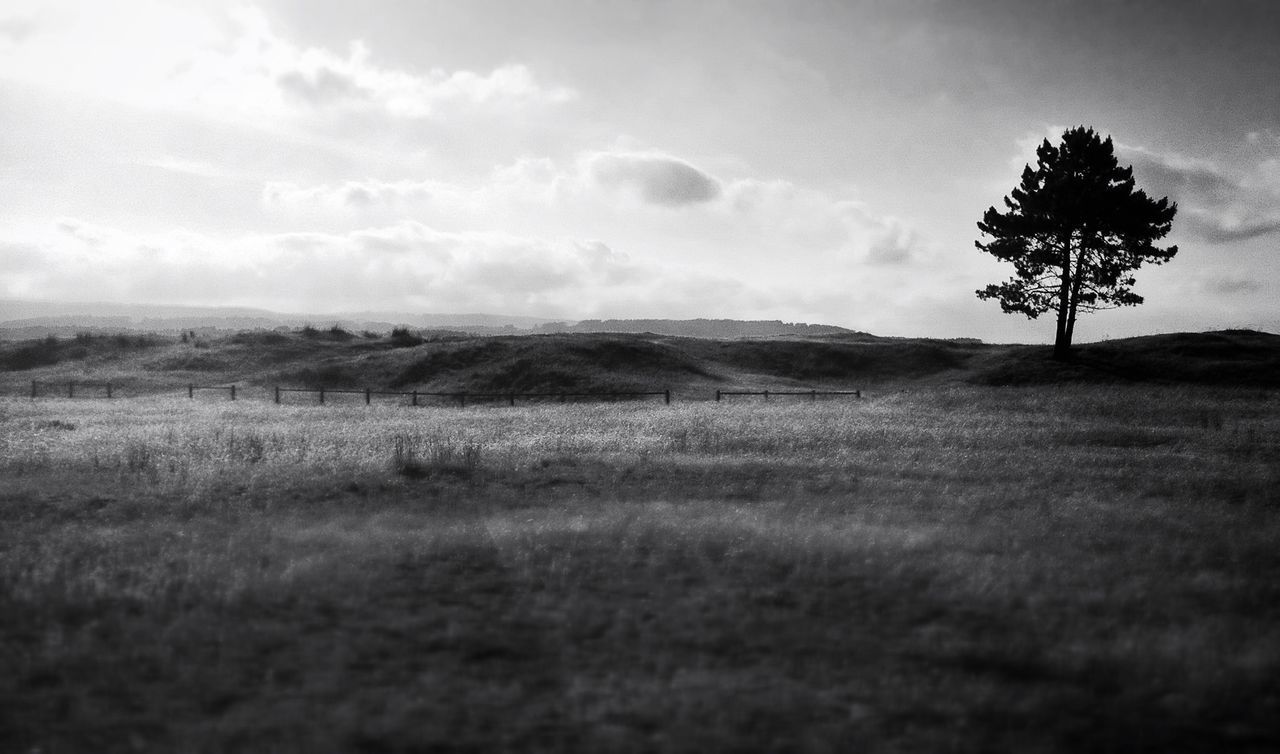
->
<box><xmin>1</xmin><ymin>0</ymin><xmax>1278</xmax><ymax>341</ymax></box>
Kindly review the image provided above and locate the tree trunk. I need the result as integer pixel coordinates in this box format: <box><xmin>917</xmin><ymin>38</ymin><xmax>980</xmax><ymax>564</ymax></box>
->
<box><xmin>1053</xmin><ymin>325</ymin><xmax>1073</xmax><ymax>360</ymax></box>
<box><xmin>1062</xmin><ymin>241</ymin><xmax>1091</xmax><ymax>359</ymax></box>
<box><xmin>1053</xmin><ymin>236</ymin><xmax>1074</xmax><ymax>361</ymax></box>
<box><xmin>1065</xmin><ymin>284</ymin><xmax>1082</xmax><ymax>356</ymax></box>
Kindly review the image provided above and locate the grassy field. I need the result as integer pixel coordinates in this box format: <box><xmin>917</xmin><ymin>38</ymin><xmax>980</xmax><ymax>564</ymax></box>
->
<box><xmin>2</xmin><ymin>383</ymin><xmax>1278</xmax><ymax>752</ymax></box>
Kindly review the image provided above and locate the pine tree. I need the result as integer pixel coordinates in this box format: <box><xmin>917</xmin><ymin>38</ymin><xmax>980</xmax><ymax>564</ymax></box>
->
<box><xmin>976</xmin><ymin>126</ymin><xmax>1178</xmax><ymax>359</ymax></box>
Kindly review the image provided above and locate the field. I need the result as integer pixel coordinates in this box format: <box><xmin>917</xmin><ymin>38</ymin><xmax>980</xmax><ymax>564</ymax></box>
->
<box><xmin>3</xmin><ymin>379</ymin><xmax>1279</xmax><ymax>752</ymax></box>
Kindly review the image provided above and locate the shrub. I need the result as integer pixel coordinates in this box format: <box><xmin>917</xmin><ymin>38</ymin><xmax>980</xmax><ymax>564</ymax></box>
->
<box><xmin>390</xmin><ymin>326</ymin><xmax>425</xmax><ymax>348</ymax></box>
<box><xmin>1</xmin><ymin>339</ymin><xmax>62</xmax><ymax>371</ymax></box>
<box><xmin>391</xmin><ymin>434</ymin><xmax>482</xmax><ymax>480</ymax></box>
<box><xmin>229</xmin><ymin>331</ymin><xmax>289</xmax><ymax>346</ymax></box>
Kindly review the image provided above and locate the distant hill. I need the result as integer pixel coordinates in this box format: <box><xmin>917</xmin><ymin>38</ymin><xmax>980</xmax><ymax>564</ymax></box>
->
<box><xmin>0</xmin><ymin>300</ymin><xmax>559</xmax><ymax>339</ymax></box>
<box><xmin>534</xmin><ymin>319</ymin><xmax>855</xmax><ymax>338</ymax></box>
<box><xmin>0</xmin><ymin>300</ymin><xmax>851</xmax><ymax>341</ymax></box>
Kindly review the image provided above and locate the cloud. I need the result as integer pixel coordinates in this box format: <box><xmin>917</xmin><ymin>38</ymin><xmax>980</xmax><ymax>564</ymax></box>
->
<box><xmin>1119</xmin><ymin>147</ymin><xmax>1237</xmax><ymax>201</ymax></box>
<box><xmin>1008</xmin><ymin>124</ymin><xmax>1068</xmax><ymax>172</ymax></box>
<box><xmin>142</xmin><ymin>156</ymin><xmax>251</xmax><ymax>181</ymax></box>
<box><xmin>260</xmin><ymin>166</ymin><xmax>557</xmax><ymax>219</ymax></box>
<box><xmin>0</xmin><ymin>218</ymin><xmax>774</xmax><ymax>319</ymax></box>
<box><xmin>258</xmin><ymin>38</ymin><xmax>575</xmax><ymax>119</ymax></box>
<box><xmin>208</xmin><ymin>11</ymin><xmax>576</xmax><ymax>120</ymax></box>
<box><xmin>261</xmin><ymin>148</ymin><xmax>930</xmax><ymax>273</ymax></box>
<box><xmin>0</xmin><ymin>5</ymin><xmax>574</xmax><ymax>125</ymax></box>
<box><xmin>260</xmin><ymin>151</ymin><xmax>729</xmax><ymax>215</ymax></box>
<box><xmin>265</xmin><ymin>152</ymin><xmax>726</xmax><ymax>215</ymax></box>
<box><xmin>1200</xmin><ymin>276</ymin><xmax>1264</xmax><ymax>296</ymax></box>
<box><xmin>722</xmin><ymin>178</ymin><xmax>925</xmax><ymax>265</ymax></box>
<box><xmin>1116</xmin><ymin>142</ymin><xmax>1280</xmax><ymax>244</ymax></box>
<box><xmin>263</xmin><ymin>179</ymin><xmax>444</xmax><ymax>211</ymax></box>
<box><xmin>1002</xmin><ymin>131</ymin><xmax>1280</xmax><ymax>246</ymax></box>
<box><xmin>1177</xmin><ymin>209</ymin><xmax>1280</xmax><ymax>244</ymax></box>
<box><xmin>0</xmin><ymin>241</ymin><xmax>44</xmax><ymax>272</ymax></box>
<box><xmin>585</xmin><ymin>152</ymin><xmax>722</xmax><ymax>207</ymax></box>
<box><xmin>276</xmin><ymin>65</ymin><xmax>362</xmax><ymax>107</ymax></box>
<box><xmin>0</xmin><ymin>14</ymin><xmax>40</xmax><ymax>44</ymax></box>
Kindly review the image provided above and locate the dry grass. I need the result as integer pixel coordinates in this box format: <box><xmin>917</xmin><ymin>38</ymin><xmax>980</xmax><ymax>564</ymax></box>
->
<box><xmin>1</xmin><ymin>384</ymin><xmax>1278</xmax><ymax>752</ymax></box>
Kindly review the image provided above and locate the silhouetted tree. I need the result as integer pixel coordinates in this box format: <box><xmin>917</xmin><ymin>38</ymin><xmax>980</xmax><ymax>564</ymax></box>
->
<box><xmin>976</xmin><ymin>126</ymin><xmax>1178</xmax><ymax>359</ymax></box>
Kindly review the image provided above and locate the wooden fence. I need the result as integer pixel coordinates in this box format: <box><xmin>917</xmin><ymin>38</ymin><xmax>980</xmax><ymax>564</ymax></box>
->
<box><xmin>715</xmin><ymin>389</ymin><xmax>861</xmax><ymax>401</ymax></box>
<box><xmin>22</xmin><ymin>383</ymin><xmax>863</xmax><ymax>405</ymax></box>
<box><xmin>188</xmin><ymin>384</ymin><xmax>237</xmax><ymax>400</ymax></box>
<box><xmin>272</xmin><ymin>387</ymin><xmax>671</xmax><ymax>406</ymax></box>
<box><xmin>31</xmin><ymin>380</ymin><xmax>115</xmax><ymax>399</ymax></box>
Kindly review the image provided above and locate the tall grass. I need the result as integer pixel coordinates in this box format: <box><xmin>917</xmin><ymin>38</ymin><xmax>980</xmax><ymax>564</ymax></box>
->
<box><xmin>1</xmin><ymin>384</ymin><xmax>1277</xmax><ymax>752</ymax></box>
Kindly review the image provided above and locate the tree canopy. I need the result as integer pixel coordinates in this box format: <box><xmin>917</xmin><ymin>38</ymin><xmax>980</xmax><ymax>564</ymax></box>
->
<box><xmin>976</xmin><ymin>126</ymin><xmax>1178</xmax><ymax>359</ymax></box>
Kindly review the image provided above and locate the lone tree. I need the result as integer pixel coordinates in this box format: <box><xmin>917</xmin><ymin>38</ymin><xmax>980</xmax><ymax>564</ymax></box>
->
<box><xmin>976</xmin><ymin>126</ymin><xmax>1178</xmax><ymax>359</ymax></box>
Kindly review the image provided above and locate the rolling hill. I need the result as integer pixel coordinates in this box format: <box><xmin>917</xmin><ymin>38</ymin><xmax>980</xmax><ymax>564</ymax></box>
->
<box><xmin>1</xmin><ymin>326</ymin><xmax>1277</xmax><ymax>399</ymax></box>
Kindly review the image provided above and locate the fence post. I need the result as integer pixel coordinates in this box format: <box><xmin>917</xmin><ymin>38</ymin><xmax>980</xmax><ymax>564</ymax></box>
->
<box><xmin>230</xmin><ymin>385</ymin><xmax>236</xmax><ymax>401</ymax></box>
<box><xmin>508</xmin><ymin>393</ymin><xmax>515</xmax><ymax>407</ymax></box>
<box><xmin>411</xmin><ymin>390</ymin><xmax>417</xmax><ymax>407</ymax></box>
<box><xmin>319</xmin><ymin>387</ymin><xmax>325</xmax><ymax>405</ymax></box>
<box><xmin>274</xmin><ymin>386</ymin><xmax>281</xmax><ymax>404</ymax></box>
<box><xmin>811</xmin><ymin>389</ymin><xmax>817</xmax><ymax>402</ymax></box>
<box><xmin>106</xmin><ymin>382</ymin><xmax>112</xmax><ymax>399</ymax></box>
<box><xmin>665</xmin><ymin>389</ymin><xmax>671</xmax><ymax>405</ymax></box>
<box><xmin>856</xmin><ymin>390</ymin><xmax>862</xmax><ymax>399</ymax></box>
<box><xmin>764</xmin><ymin>390</ymin><xmax>770</xmax><ymax>401</ymax></box>
<box><xmin>716</xmin><ymin>389</ymin><xmax>721</xmax><ymax>402</ymax></box>
<box><xmin>365</xmin><ymin>388</ymin><xmax>371</xmax><ymax>405</ymax></box>
<box><xmin>31</xmin><ymin>380</ymin><xmax>37</xmax><ymax>399</ymax></box>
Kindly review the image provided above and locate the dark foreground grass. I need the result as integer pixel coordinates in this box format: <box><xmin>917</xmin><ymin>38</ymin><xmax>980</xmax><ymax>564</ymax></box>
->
<box><xmin>1</xmin><ymin>385</ymin><xmax>1278</xmax><ymax>752</ymax></box>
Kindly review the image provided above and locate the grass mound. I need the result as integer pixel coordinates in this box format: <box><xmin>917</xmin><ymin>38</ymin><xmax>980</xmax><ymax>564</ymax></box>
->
<box><xmin>148</xmin><ymin>352</ymin><xmax>237</xmax><ymax>372</ymax></box>
<box><xmin>393</xmin><ymin>335</ymin><xmax>712</xmax><ymax>393</ymax></box>
<box><xmin>1083</xmin><ymin>330</ymin><xmax>1280</xmax><ymax>386</ymax></box>
<box><xmin>227</xmin><ymin>330</ymin><xmax>291</xmax><ymax>347</ymax></box>
<box><xmin>710</xmin><ymin>339</ymin><xmax>975</xmax><ymax>382</ymax></box>
<box><xmin>0</xmin><ymin>338</ymin><xmax>65</xmax><ymax>370</ymax></box>
<box><xmin>0</xmin><ymin>333</ymin><xmax>164</xmax><ymax>372</ymax></box>
<box><xmin>279</xmin><ymin>363</ymin><xmax>365</xmax><ymax>389</ymax></box>
<box><xmin>971</xmin><ymin>331</ymin><xmax>1280</xmax><ymax>387</ymax></box>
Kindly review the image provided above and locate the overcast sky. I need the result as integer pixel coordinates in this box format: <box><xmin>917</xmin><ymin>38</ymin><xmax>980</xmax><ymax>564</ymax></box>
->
<box><xmin>2</xmin><ymin>0</ymin><xmax>1278</xmax><ymax>340</ymax></box>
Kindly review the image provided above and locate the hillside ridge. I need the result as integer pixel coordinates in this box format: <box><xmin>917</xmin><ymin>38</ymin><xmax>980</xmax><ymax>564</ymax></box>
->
<box><xmin>1</xmin><ymin>328</ymin><xmax>1277</xmax><ymax>397</ymax></box>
